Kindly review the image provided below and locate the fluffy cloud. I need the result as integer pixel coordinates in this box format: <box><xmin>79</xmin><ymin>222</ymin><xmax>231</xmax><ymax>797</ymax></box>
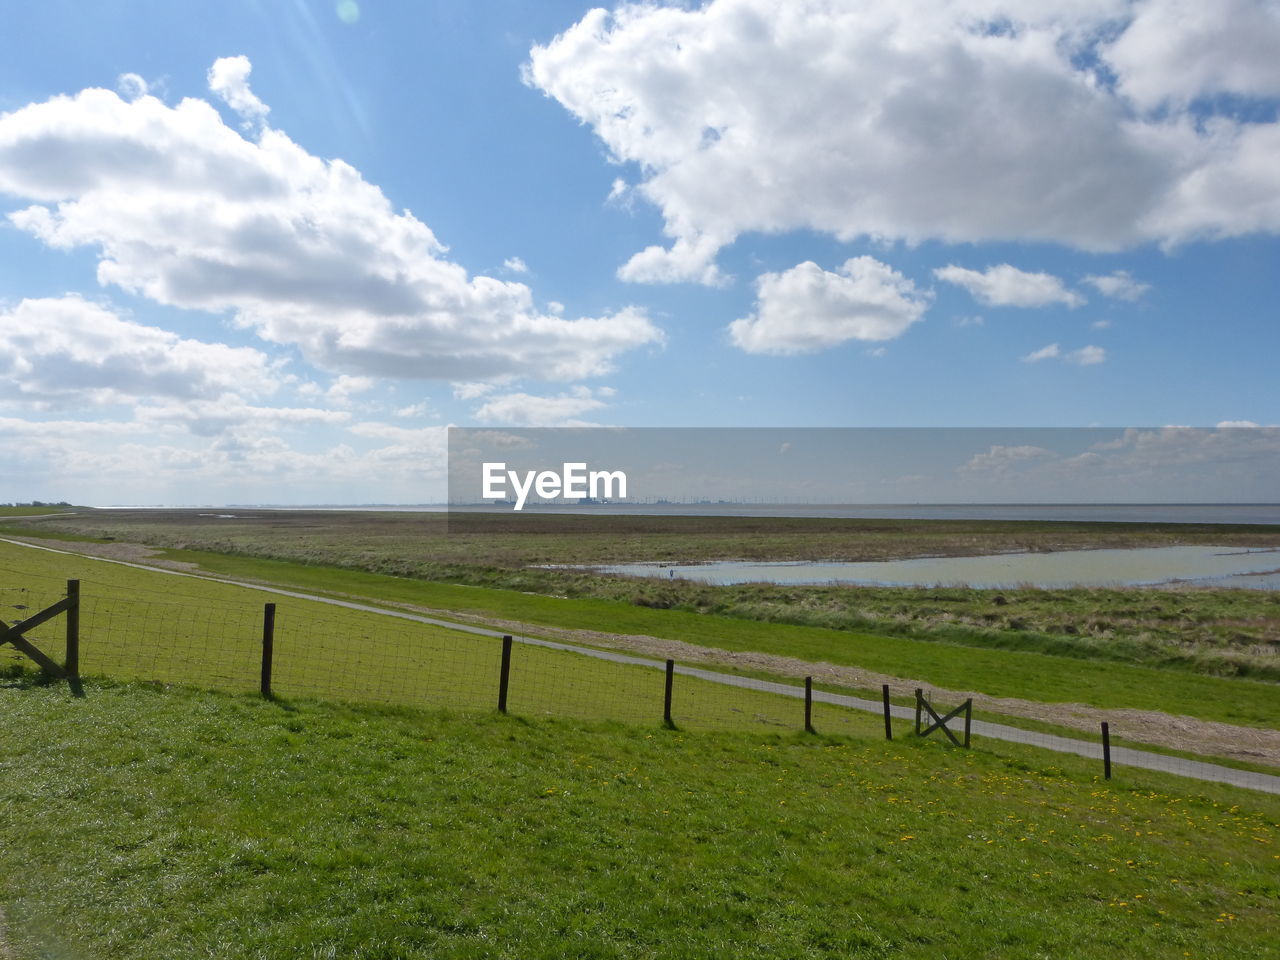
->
<box><xmin>472</xmin><ymin>386</ymin><xmax>614</xmax><ymax>426</ymax></box>
<box><xmin>527</xmin><ymin>0</ymin><xmax>1280</xmax><ymax>283</ymax></box>
<box><xmin>0</xmin><ymin>296</ymin><xmax>277</xmax><ymax>407</ymax></box>
<box><xmin>936</xmin><ymin>263</ymin><xmax>1085</xmax><ymax>308</ymax></box>
<box><xmin>207</xmin><ymin>55</ymin><xmax>269</xmax><ymax>129</ymax></box>
<box><xmin>728</xmin><ymin>257</ymin><xmax>929</xmax><ymax>355</ymax></box>
<box><xmin>935</xmin><ymin>264</ymin><xmax>1084</xmax><ymax>308</ymax></box>
<box><xmin>0</xmin><ymin>60</ymin><xmax>662</xmax><ymax>382</ymax></box>
<box><xmin>1084</xmin><ymin>270</ymin><xmax>1150</xmax><ymax>301</ymax></box>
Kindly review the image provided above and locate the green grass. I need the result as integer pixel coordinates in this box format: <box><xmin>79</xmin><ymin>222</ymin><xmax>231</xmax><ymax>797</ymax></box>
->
<box><xmin>1</xmin><ymin>680</ymin><xmax>1276</xmax><ymax>959</ymax></box>
<box><xmin>0</xmin><ymin>541</ymin><xmax>879</xmax><ymax>736</ymax></box>
<box><xmin>17</xmin><ymin>508</ymin><xmax>1280</xmax><ymax>681</ymax></box>
<box><xmin>93</xmin><ymin>544</ymin><xmax>1280</xmax><ymax>732</ymax></box>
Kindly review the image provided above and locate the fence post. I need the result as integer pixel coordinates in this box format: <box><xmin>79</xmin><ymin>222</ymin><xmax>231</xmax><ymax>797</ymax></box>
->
<box><xmin>914</xmin><ymin>688</ymin><xmax>923</xmax><ymax>736</ymax></box>
<box><xmin>963</xmin><ymin>698</ymin><xmax>972</xmax><ymax>748</ymax></box>
<box><xmin>663</xmin><ymin>659</ymin><xmax>675</xmax><ymax>728</ymax></box>
<box><xmin>1101</xmin><ymin>721</ymin><xmax>1112</xmax><ymax>780</ymax></box>
<box><xmin>882</xmin><ymin>683</ymin><xmax>893</xmax><ymax>741</ymax></box>
<box><xmin>498</xmin><ymin>635</ymin><xmax>512</xmax><ymax>713</ymax></box>
<box><xmin>260</xmin><ymin>603</ymin><xmax>276</xmax><ymax>699</ymax></box>
<box><xmin>64</xmin><ymin>577</ymin><xmax>80</xmax><ymax>671</ymax></box>
<box><xmin>804</xmin><ymin>676</ymin><xmax>814</xmax><ymax>734</ymax></box>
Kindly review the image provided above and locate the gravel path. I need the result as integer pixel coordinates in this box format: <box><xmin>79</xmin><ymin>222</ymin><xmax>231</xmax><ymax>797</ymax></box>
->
<box><xmin>4</xmin><ymin>536</ymin><xmax>1278</xmax><ymax>795</ymax></box>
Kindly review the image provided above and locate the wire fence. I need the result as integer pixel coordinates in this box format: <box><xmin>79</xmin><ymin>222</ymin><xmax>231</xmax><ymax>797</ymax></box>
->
<box><xmin>3</xmin><ymin>578</ymin><xmax>1278</xmax><ymax>795</ymax></box>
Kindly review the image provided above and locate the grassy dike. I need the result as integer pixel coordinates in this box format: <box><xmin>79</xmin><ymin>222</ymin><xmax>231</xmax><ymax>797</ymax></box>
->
<box><xmin>1</xmin><ymin>679</ymin><xmax>1277</xmax><ymax>960</ymax></box>
<box><xmin>134</xmin><ymin>547</ymin><xmax>1280</xmax><ymax>730</ymax></box>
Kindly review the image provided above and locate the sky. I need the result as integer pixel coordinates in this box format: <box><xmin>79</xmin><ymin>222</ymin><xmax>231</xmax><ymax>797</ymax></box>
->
<box><xmin>0</xmin><ymin>0</ymin><xmax>1277</xmax><ymax>505</ymax></box>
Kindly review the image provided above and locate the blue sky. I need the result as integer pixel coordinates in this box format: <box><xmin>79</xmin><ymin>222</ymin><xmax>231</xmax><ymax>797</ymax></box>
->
<box><xmin>0</xmin><ymin>0</ymin><xmax>1277</xmax><ymax>504</ymax></box>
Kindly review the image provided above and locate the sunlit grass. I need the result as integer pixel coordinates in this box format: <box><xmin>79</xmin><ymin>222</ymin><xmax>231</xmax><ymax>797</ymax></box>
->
<box><xmin>0</xmin><ymin>680</ymin><xmax>1276</xmax><ymax>959</ymax></box>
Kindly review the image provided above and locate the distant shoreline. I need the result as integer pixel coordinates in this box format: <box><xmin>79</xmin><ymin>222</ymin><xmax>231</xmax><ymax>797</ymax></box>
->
<box><xmin>92</xmin><ymin>502</ymin><xmax>1280</xmax><ymax>525</ymax></box>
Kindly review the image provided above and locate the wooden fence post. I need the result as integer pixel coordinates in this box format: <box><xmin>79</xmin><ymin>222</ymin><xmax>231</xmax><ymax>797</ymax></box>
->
<box><xmin>914</xmin><ymin>688</ymin><xmax>923</xmax><ymax>735</ymax></box>
<box><xmin>64</xmin><ymin>579</ymin><xmax>81</xmax><ymax>696</ymax></box>
<box><xmin>663</xmin><ymin>659</ymin><xmax>675</xmax><ymax>728</ymax></box>
<box><xmin>804</xmin><ymin>676</ymin><xmax>814</xmax><ymax>733</ymax></box>
<box><xmin>498</xmin><ymin>635</ymin><xmax>512</xmax><ymax>713</ymax></box>
<box><xmin>1101</xmin><ymin>721</ymin><xmax>1112</xmax><ymax>780</ymax></box>
<box><xmin>260</xmin><ymin>603</ymin><xmax>276</xmax><ymax>699</ymax></box>
<box><xmin>882</xmin><ymin>683</ymin><xmax>893</xmax><ymax>740</ymax></box>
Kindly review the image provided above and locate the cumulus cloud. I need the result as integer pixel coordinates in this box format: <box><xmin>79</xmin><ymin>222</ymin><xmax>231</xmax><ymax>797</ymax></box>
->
<box><xmin>1084</xmin><ymin>270</ymin><xmax>1151</xmax><ymax>301</ymax></box>
<box><xmin>472</xmin><ymin>386</ymin><xmax>613</xmax><ymax>426</ymax></box>
<box><xmin>0</xmin><ymin>59</ymin><xmax>663</xmax><ymax>382</ymax></box>
<box><xmin>526</xmin><ymin>0</ymin><xmax>1280</xmax><ymax>284</ymax></box>
<box><xmin>728</xmin><ymin>257</ymin><xmax>929</xmax><ymax>355</ymax></box>
<box><xmin>503</xmin><ymin>256</ymin><xmax>529</xmax><ymax>274</ymax></box>
<box><xmin>0</xmin><ymin>296</ymin><xmax>277</xmax><ymax>407</ymax></box>
<box><xmin>207</xmin><ymin>55</ymin><xmax>270</xmax><ymax>129</ymax></box>
<box><xmin>935</xmin><ymin>264</ymin><xmax>1084</xmax><ymax>308</ymax></box>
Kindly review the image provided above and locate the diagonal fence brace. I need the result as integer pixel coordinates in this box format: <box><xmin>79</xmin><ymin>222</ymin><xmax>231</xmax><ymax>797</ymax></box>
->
<box><xmin>914</xmin><ymin>688</ymin><xmax>972</xmax><ymax>748</ymax></box>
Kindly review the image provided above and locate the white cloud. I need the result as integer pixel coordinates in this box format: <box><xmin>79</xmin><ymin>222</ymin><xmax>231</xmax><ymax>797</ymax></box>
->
<box><xmin>1083</xmin><ymin>270</ymin><xmax>1150</xmax><ymax>301</ymax></box>
<box><xmin>207</xmin><ymin>55</ymin><xmax>270</xmax><ymax>129</ymax></box>
<box><xmin>116</xmin><ymin>73</ymin><xmax>148</xmax><ymax>101</ymax></box>
<box><xmin>452</xmin><ymin>381</ymin><xmax>497</xmax><ymax>400</ymax></box>
<box><xmin>1068</xmin><ymin>345</ymin><xmax>1106</xmax><ymax>365</ymax></box>
<box><xmin>0</xmin><ymin>60</ymin><xmax>663</xmax><ymax>383</ymax></box>
<box><xmin>0</xmin><ymin>296</ymin><xmax>277</xmax><ymax>407</ymax></box>
<box><xmin>1021</xmin><ymin>342</ymin><xmax>1105</xmax><ymax>365</ymax></box>
<box><xmin>1022</xmin><ymin>343</ymin><xmax>1061</xmax><ymax>363</ymax></box>
<box><xmin>325</xmin><ymin>374</ymin><xmax>375</xmax><ymax>404</ymax></box>
<box><xmin>394</xmin><ymin>401</ymin><xmax>431</xmax><ymax>418</ymax></box>
<box><xmin>503</xmin><ymin>256</ymin><xmax>529</xmax><ymax>274</ymax></box>
<box><xmin>960</xmin><ymin>444</ymin><xmax>1056</xmax><ymax>476</ymax></box>
<box><xmin>935</xmin><ymin>264</ymin><xmax>1084</xmax><ymax>308</ymax></box>
<box><xmin>527</xmin><ymin>0</ymin><xmax>1280</xmax><ymax>283</ymax></box>
<box><xmin>1103</xmin><ymin>0</ymin><xmax>1280</xmax><ymax>111</ymax></box>
<box><xmin>472</xmin><ymin>386</ymin><xmax>612</xmax><ymax>426</ymax></box>
<box><xmin>134</xmin><ymin>397</ymin><xmax>350</xmax><ymax>438</ymax></box>
<box><xmin>728</xmin><ymin>257</ymin><xmax>929</xmax><ymax>355</ymax></box>
<box><xmin>1217</xmin><ymin>420</ymin><xmax>1261</xmax><ymax>428</ymax></box>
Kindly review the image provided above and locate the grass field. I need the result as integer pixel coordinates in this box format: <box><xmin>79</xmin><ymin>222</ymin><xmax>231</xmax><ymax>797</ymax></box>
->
<box><xmin>0</xmin><ymin>541</ymin><xmax>880</xmax><ymax>736</ymax></box>
<box><xmin>1</xmin><ymin>680</ymin><xmax>1277</xmax><ymax>959</ymax></box>
<box><xmin>2</xmin><ymin>537</ymin><xmax>1277</xmax><ymax>737</ymax></box>
<box><xmin>13</xmin><ymin>509</ymin><xmax>1279</xmax><ymax>683</ymax></box>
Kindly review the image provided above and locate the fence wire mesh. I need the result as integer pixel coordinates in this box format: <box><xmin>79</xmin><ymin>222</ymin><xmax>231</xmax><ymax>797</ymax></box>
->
<box><xmin>3</xmin><ymin>577</ymin><xmax>1278</xmax><ymax>795</ymax></box>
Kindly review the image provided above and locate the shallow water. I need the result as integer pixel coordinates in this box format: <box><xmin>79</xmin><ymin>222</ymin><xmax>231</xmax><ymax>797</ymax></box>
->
<box><xmin>588</xmin><ymin>545</ymin><xmax>1280</xmax><ymax>590</ymax></box>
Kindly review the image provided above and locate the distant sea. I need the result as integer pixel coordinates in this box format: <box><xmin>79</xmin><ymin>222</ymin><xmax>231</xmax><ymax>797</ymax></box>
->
<box><xmin>169</xmin><ymin>502</ymin><xmax>1280</xmax><ymax>525</ymax></box>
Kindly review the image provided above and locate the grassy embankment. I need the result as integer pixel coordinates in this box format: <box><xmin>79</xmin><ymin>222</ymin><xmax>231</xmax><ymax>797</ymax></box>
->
<box><xmin>0</xmin><ymin>537</ymin><xmax>1276</xmax><ymax>735</ymax></box>
<box><xmin>1</xmin><ymin>679</ymin><xmax>1277</xmax><ymax>959</ymax></box>
<box><xmin>13</xmin><ymin>509</ymin><xmax>1279</xmax><ymax>682</ymax></box>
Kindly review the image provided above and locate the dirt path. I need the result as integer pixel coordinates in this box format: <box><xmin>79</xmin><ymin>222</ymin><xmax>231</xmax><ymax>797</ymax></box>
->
<box><xmin>385</xmin><ymin>603</ymin><xmax>1280</xmax><ymax>769</ymax></box>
